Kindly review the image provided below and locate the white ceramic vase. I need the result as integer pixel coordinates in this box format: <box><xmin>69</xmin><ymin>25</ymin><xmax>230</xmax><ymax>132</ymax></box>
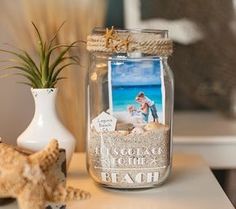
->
<box><xmin>17</xmin><ymin>88</ymin><xmax>76</xmax><ymax>166</ymax></box>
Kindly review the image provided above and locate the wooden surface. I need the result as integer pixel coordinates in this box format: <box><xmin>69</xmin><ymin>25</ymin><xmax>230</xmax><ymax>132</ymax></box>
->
<box><xmin>174</xmin><ymin>111</ymin><xmax>236</xmax><ymax>169</ymax></box>
<box><xmin>0</xmin><ymin>152</ymin><xmax>234</xmax><ymax>209</ymax></box>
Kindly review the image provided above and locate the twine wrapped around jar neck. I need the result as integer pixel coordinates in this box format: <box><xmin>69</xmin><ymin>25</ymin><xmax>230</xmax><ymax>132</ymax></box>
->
<box><xmin>87</xmin><ymin>27</ymin><xmax>173</xmax><ymax>56</ymax></box>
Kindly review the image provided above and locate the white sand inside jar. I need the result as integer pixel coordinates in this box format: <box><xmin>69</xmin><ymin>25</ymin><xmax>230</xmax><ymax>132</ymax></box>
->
<box><xmin>88</xmin><ymin>124</ymin><xmax>170</xmax><ymax>188</ymax></box>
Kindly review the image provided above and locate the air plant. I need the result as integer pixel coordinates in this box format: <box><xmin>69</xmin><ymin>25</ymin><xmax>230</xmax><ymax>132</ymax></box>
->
<box><xmin>0</xmin><ymin>22</ymin><xmax>81</xmax><ymax>88</ymax></box>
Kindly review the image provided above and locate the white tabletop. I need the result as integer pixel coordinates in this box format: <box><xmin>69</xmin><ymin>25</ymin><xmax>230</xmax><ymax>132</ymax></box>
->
<box><xmin>0</xmin><ymin>153</ymin><xmax>233</xmax><ymax>209</ymax></box>
<box><xmin>67</xmin><ymin>153</ymin><xmax>234</xmax><ymax>209</ymax></box>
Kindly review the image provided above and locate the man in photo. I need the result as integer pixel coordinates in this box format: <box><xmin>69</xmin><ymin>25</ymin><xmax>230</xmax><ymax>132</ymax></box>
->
<box><xmin>137</xmin><ymin>92</ymin><xmax>159</xmax><ymax>122</ymax></box>
<box><xmin>135</xmin><ymin>97</ymin><xmax>150</xmax><ymax>123</ymax></box>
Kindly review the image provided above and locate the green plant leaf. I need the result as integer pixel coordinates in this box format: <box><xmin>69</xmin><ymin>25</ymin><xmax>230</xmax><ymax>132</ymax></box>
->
<box><xmin>1</xmin><ymin>43</ymin><xmax>42</xmax><ymax>78</ymax></box>
<box><xmin>45</xmin><ymin>44</ymin><xmax>80</xmax><ymax>80</ymax></box>
<box><xmin>0</xmin><ymin>72</ymin><xmax>14</xmax><ymax>78</ymax></box>
<box><xmin>21</xmin><ymin>50</ymin><xmax>41</xmax><ymax>77</ymax></box>
<box><xmin>49</xmin><ymin>41</ymin><xmax>78</xmax><ymax>71</ymax></box>
<box><xmin>50</xmin><ymin>62</ymin><xmax>77</xmax><ymax>84</ymax></box>
<box><xmin>40</xmin><ymin>40</ymin><xmax>78</xmax><ymax>86</ymax></box>
<box><xmin>50</xmin><ymin>59</ymin><xmax>78</xmax><ymax>84</ymax></box>
<box><xmin>0</xmin><ymin>22</ymin><xmax>80</xmax><ymax>88</ymax></box>
<box><xmin>0</xmin><ymin>49</ymin><xmax>41</xmax><ymax>78</ymax></box>
<box><xmin>50</xmin><ymin>76</ymin><xmax>67</xmax><ymax>87</ymax></box>
<box><xmin>17</xmin><ymin>81</ymin><xmax>35</xmax><ymax>87</ymax></box>
<box><xmin>1</xmin><ymin>65</ymin><xmax>42</xmax><ymax>87</ymax></box>
<box><xmin>31</xmin><ymin>22</ymin><xmax>45</xmax><ymax>57</ymax></box>
<box><xmin>15</xmin><ymin>72</ymin><xmax>41</xmax><ymax>88</ymax></box>
<box><xmin>0</xmin><ymin>58</ymin><xmax>22</xmax><ymax>63</ymax></box>
<box><xmin>48</xmin><ymin>21</ymin><xmax>66</xmax><ymax>49</ymax></box>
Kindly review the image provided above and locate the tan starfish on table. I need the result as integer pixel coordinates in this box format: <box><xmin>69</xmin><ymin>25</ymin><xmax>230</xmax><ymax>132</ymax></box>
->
<box><xmin>0</xmin><ymin>140</ymin><xmax>90</xmax><ymax>209</ymax></box>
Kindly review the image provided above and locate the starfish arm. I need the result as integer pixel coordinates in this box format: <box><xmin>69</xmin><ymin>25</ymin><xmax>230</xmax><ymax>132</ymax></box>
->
<box><xmin>18</xmin><ymin>184</ymin><xmax>45</xmax><ymax>209</ymax></box>
<box><xmin>0</xmin><ymin>143</ymin><xmax>26</xmax><ymax>171</ymax></box>
<box><xmin>28</xmin><ymin>139</ymin><xmax>59</xmax><ymax>172</ymax></box>
<box><xmin>0</xmin><ymin>175</ymin><xmax>27</xmax><ymax>198</ymax></box>
<box><xmin>48</xmin><ymin>184</ymin><xmax>90</xmax><ymax>203</ymax></box>
<box><xmin>0</xmin><ymin>180</ymin><xmax>15</xmax><ymax>197</ymax></box>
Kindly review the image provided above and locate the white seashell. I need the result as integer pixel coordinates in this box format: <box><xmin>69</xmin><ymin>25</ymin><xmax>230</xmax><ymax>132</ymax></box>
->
<box><xmin>116</xmin><ymin>123</ymin><xmax>134</xmax><ymax>131</ymax></box>
<box><xmin>118</xmin><ymin>130</ymin><xmax>129</xmax><ymax>136</ymax></box>
<box><xmin>131</xmin><ymin>127</ymin><xmax>144</xmax><ymax>134</ymax></box>
<box><xmin>144</xmin><ymin>122</ymin><xmax>165</xmax><ymax>131</ymax></box>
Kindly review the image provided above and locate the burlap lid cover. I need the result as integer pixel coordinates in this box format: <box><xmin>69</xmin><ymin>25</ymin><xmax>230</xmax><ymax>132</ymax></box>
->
<box><xmin>87</xmin><ymin>27</ymin><xmax>173</xmax><ymax>56</ymax></box>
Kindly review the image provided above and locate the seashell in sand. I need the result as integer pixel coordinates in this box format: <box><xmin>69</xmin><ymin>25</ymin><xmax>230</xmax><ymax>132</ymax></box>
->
<box><xmin>144</xmin><ymin>122</ymin><xmax>166</xmax><ymax>131</ymax></box>
<box><xmin>131</xmin><ymin>127</ymin><xmax>144</xmax><ymax>134</ymax></box>
<box><xmin>118</xmin><ymin>130</ymin><xmax>130</xmax><ymax>136</ymax></box>
<box><xmin>116</xmin><ymin>123</ymin><xmax>134</xmax><ymax>131</ymax></box>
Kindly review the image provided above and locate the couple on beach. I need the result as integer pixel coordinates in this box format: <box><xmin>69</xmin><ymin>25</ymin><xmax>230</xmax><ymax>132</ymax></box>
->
<box><xmin>128</xmin><ymin>92</ymin><xmax>158</xmax><ymax>123</ymax></box>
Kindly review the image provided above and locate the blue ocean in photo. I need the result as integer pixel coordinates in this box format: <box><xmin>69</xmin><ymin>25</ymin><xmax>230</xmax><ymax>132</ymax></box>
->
<box><xmin>110</xmin><ymin>58</ymin><xmax>163</xmax><ymax>114</ymax></box>
<box><xmin>112</xmin><ymin>85</ymin><xmax>163</xmax><ymax>112</ymax></box>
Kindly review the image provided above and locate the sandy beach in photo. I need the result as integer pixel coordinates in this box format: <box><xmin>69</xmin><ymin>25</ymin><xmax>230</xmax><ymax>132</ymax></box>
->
<box><xmin>113</xmin><ymin>111</ymin><xmax>164</xmax><ymax>125</ymax></box>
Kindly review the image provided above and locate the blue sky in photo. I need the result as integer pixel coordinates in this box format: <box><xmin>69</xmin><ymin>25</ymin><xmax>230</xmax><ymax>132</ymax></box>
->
<box><xmin>111</xmin><ymin>59</ymin><xmax>161</xmax><ymax>86</ymax></box>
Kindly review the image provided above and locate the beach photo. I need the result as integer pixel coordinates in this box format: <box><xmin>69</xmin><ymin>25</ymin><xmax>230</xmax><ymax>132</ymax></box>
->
<box><xmin>108</xmin><ymin>58</ymin><xmax>165</xmax><ymax>126</ymax></box>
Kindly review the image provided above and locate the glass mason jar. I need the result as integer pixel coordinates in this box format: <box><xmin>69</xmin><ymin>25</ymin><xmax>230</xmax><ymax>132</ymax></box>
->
<box><xmin>86</xmin><ymin>28</ymin><xmax>174</xmax><ymax>189</ymax></box>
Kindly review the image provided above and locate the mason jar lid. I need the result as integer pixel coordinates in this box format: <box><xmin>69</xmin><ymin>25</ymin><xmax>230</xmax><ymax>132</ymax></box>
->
<box><xmin>87</xmin><ymin>27</ymin><xmax>173</xmax><ymax>56</ymax></box>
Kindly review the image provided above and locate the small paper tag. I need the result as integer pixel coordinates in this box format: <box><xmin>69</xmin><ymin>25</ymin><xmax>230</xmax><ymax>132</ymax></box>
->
<box><xmin>92</xmin><ymin>112</ymin><xmax>117</xmax><ymax>132</ymax></box>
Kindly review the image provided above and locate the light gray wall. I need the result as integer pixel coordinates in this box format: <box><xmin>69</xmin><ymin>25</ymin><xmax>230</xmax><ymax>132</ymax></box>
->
<box><xmin>0</xmin><ymin>76</ymin><xmax>34</xmax><ymax>145</ymax></box>
<box><xmin>0</xmin><ymin>4</ymin><xmax>34</xmax><ymax>144</ymax></box>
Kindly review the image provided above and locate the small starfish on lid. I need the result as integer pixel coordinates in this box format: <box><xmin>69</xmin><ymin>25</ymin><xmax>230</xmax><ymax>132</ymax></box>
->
<box><xmin>119</xmin><ymin>34</ymin><xmax>131</xmax><ymax>51</ymax></box>
<box><xmin>104</xmin><ymin>26</ymin><xmax>118</xmax><ymax>48</ymax></box>
<box><xmin>0</xmin><ymin>140</ymin><xmax>90</xmax><ymax>209</ymax></box>
<box><xmin>104</xmin><ymin>27</ymin><xmax>131</xmax><ymax>52</ymax></box>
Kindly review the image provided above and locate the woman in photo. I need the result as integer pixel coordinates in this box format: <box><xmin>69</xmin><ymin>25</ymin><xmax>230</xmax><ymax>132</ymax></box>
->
<box><xmin>137</xmin><ymin>92</ymin><xmax>159</xmax><ymax>122</ymax></box>
<box><xmin>136</xmin><ymin>97</ymin><xmax>149</xmax><ymax>123</ymax></box>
